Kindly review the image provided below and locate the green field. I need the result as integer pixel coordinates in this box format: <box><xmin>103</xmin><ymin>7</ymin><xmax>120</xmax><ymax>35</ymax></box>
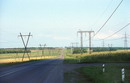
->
<box><xmin>0</xmin><ymin>48</ymin><xmax>61</xmax><ymax>63</ymax></box>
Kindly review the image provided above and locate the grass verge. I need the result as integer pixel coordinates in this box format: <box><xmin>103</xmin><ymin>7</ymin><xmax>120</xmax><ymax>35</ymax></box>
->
<box><xmin>76</xmin><ymin>65</ymin><xmax>130</xmax><ymax>83</ymax></box>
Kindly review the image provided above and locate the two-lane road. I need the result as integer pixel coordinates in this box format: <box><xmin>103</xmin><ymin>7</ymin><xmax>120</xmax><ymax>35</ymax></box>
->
<box><xmin>0</xmin><ymin>59</ymin><xmax>64</xmax><ymax>83</ymax></box>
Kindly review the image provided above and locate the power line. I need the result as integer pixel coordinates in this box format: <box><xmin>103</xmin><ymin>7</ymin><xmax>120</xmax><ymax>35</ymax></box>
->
<box><xmin>103</xmin><ymin>23</ymin><xmax>130</xmax><ymax>39</ymax></box>
<box><xmin>93</xmin><ymin>37</ymin><xmax>123</xmax><ymax>42</ymax></box>
<box><xmin>107</xmin><ymin>37</ymin><xmax>124</xmax><ymax>41</ymax></box>
<box><xmin>93</xmin><ymin>0</ymin><xmax>124</xmax><ymax>37</ymax></box>
<box><xmin>91</xmin><ymin>0</ymin><xmax>114</xmax><ymax>28</ymax></box>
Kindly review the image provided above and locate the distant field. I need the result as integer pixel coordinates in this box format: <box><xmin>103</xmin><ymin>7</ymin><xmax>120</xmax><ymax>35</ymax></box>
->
<box><xmin>1</xmin><ymin>49</ymin><xmax>130</xmax><ymax>64</ymax></box>
<box><xmin>0</xmin><ymin>49</ymin><xmax>61</xmax><ymax>63</ymax></box>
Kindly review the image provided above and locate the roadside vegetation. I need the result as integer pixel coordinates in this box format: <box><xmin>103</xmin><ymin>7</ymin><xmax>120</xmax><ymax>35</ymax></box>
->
<box><xmin>65</xmin><ymin>64</ymin><xmax>130</xmax><ymax>83</ymax></box>
<box><xmin>64</xmin><ymin>49</ymin><xmax>130</xmax><ymax>83</ymax></box>
<box><xmin>64</xmin><ymin>50</ymin><xmax>130</xmax><ymax>63</ymax></box>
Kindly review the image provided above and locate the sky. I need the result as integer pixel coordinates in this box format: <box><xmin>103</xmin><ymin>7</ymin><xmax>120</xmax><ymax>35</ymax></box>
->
<box><xmin>0</xmin><ymin>0</ymin><xmax>130</xmax><ymax>48</ymax></box>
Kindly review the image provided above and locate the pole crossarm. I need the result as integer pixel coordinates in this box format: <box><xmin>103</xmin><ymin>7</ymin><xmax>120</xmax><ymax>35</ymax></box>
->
<box><xmin>77</xmin><ymin>31</ymin><xmax>94</xmax><ymax>33</ymax></box>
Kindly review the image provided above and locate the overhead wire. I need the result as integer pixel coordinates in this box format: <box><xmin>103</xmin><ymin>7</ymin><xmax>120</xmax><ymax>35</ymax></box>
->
<box><xmin>93</xmin><ymin>0</ymin><xmax>124</xmax><ymax>37</ymax></box>
<box><xmin>91</xmin><ymin>0</ymin><xmax>114</xmax><ymax>28</ymax></box>
<box><xmin>103</xmin><ymin>23</ymin><xmax>130</xmax><ymax>39</ymax></box>
<box><xmin>93</xmin><ymin>37</ymin><xmax>123</xmax><ymax>42</ymax></box>
<box><xmin>106</xmin><ymin>37</ymin><xmax>123</xmax><ymax>41</ymax></box>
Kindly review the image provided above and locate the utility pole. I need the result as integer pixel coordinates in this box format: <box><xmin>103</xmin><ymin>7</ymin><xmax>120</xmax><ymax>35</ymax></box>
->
<box><xmin>18</xmin><ymin>32</ymin><xmax>32</xmax><ymax>61</ymax></box>
<box><xmin>88</xmin><ymin>31</ymin><xmax>93</xmax><ymax>54</ymax></box>
<box><xmin>77</xmin><ymin>31</ymin><xmax>83</xmax><ymax>54</ymax></box>
<box><xmin>102</xmin><ymin>39</ymin><xmax>105</xmax><ymax>47</ymax></box>
<box><xmin>39</xmin><ymin>44</ymin><xmax>46</xmax><ymax>59</ymax></box>
<box><xmin>75</xmin><ymin>42</ymin><xmax>78</xmax><ymax>48</ymax></box>
<box><xmin>71</xmin><ymin>43</ymin><xmax>75</xmax><ymax>54</ymax></box>
<box><xmin>44</xmin><ymin>44</ymin><xmax>46</xmax><ymax>58</ymax></box>
<box><xmin>70</xmin><ymin>42</ymin><xmax>78</xmax><ymax>54</ymax></box>
<box><xmin>71</xmin><ymin>42</ymin><xmax>78</xmax><ymax>47</ymax></box>
<box><xmin>77</xmin><ymin>30</ymin><xmax>94</xmax><ymax>54</ymax></box>
<box><xmin>108</xmin><ymin>44</ymin><xmax>112</xmax><ymax>53</ymax></box>
<box><xmin>124</xmin><ymin>32</ymin><xmax>127</xmax><ymax>51</ymax></box>
<box><xmin>39</xmin><ymin>44</ymin><xmax>43</xmax><ymax>59</ymax></box>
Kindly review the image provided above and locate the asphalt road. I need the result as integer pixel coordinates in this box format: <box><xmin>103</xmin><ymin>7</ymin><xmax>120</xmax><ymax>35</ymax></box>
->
<box><xmin>0</xmin><ymin>58</ymin><xmax>64</xmax><ymax>83</ymax></box>
<box><xmin>1</xmin><ymin>60</ymin><xmax>130</xmax><ymax>83</ymax></box>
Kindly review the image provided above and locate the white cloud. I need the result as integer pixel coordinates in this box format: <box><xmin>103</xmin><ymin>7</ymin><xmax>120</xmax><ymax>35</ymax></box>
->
<box><xmin>95</xmin><ymin>32</ymin><xmax>123</xmax><ymax>39</ymax></box>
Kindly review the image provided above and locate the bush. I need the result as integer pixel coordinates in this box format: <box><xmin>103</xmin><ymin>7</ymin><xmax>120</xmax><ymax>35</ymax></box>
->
<box><xmin>93</xmin><ymin>48</ymin><xmax>116</xmax><ymax>52</ymax></box>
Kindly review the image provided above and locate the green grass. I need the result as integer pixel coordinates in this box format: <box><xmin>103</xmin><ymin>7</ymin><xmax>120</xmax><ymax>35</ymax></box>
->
<box><xmin>64</xmin><ymin>54</ymin><xmax>79</xmax><ymax>64</ymax></box>
<box><xmin>76</xmin><ymin>65</ymin><xmax>130</xmax><ymax>83</ymax></box>
<box><xmin>0</xmin><ymin>49</ymin><xmax>61</xmax><ymax>59</ymax></box>
<box><xmin>64</xmin><ymin>72</ymin><xmax>90</xmax><ymax>83</ymax></box>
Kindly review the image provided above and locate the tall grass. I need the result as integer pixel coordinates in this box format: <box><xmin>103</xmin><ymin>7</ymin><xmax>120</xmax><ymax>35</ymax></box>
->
<box><xmin>64</xmin><ymin>51</ymin><xmax>130</xmax><ymax>63</ymax></box>
<box><xmin>81</xmin><ymin>52</ymin><xmax>130</xmax><ymax>63</ymax></box>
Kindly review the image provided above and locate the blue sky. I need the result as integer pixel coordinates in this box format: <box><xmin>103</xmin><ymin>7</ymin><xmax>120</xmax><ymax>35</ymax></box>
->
<box><xmin>0</xmin><ymin>0</ymin><xmax>130</xmax><ymax>48</ymax></box>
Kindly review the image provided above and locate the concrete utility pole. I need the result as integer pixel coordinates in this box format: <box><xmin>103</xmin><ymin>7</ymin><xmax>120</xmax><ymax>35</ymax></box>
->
<box><xmin>77</xmin><ymin>30</ymin><xmax>94</xmax><ymax>54</ymax></box>
<box><xmin>18</xmin><ymin>32</ymin><xmax>32</xmax><ymax>61</ymax></box>
<box><xmin>78</xmin><ymin>32</ymin><xmax>83</xmax><ymax>49</ymax></box>
<box><xmin>124</xmin><ymin>32</ymin><xmax>127</xmax><ymax>51</ymax></box>
<box><xmin>71</xmin><ymin>43</ymin><xmax>74</xmax><ymax>54</ymax></box>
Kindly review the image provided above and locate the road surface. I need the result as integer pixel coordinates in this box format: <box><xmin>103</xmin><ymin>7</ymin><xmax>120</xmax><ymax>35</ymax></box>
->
<box><xmin>0</xmin><ymin>57</ymin><xmax>64</xmax><ymax>83</ymax></box>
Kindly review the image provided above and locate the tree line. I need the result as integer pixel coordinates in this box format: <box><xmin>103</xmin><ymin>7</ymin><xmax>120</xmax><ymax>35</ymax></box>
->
<box><xmin>0</xmin><ymin>49</ymin><xmax>31</xmax><ymax>54</ymax></box>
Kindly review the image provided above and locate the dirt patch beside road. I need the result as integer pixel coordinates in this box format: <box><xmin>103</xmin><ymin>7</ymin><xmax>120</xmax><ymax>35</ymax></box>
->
<box><xmin>63</xmin><ymin>64</ymin><xmax>96</xmax><ymax>83</ymax></box>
